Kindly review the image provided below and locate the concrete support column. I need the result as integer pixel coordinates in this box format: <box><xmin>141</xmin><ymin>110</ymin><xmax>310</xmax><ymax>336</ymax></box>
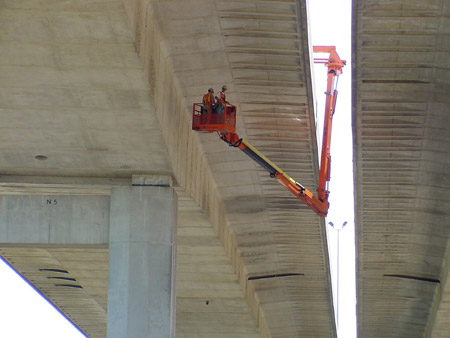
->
<box><xmin>107</xmin><ymin>186</ymin><xmax>177</xmax><ymax>338</ymax></box>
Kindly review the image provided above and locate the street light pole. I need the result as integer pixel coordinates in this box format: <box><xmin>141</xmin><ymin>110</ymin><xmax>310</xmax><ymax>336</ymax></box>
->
<box><xmin>329</xmin><ymin>221</ymin><xmax>347</xmax><ymax>333</ymax></box>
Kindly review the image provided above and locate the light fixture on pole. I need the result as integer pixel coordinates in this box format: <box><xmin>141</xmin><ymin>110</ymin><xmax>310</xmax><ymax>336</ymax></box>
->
<box><xmin>328</xmin><ymin>221</ymin><xmax>347</xmax><ymax>332</ymax></box>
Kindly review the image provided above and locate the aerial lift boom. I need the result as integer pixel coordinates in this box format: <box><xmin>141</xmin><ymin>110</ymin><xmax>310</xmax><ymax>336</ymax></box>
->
<box><xmin>192</xmin><ymin>46</ymin><xmax>345</xmax><ymax>217</ymax></box>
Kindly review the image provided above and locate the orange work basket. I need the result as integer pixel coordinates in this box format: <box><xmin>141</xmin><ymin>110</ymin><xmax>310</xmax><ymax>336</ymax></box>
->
<box><xmin>192</xmin><ymin>103</ymin><xmax>237</xmax><ymax>133</ymax></box>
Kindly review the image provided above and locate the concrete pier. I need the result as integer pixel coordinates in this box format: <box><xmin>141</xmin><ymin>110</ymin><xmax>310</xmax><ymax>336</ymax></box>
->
<box><xmin>107</xmin><ymin>186</ymin><xmax>177</xmax><ymax>338</ymax></box>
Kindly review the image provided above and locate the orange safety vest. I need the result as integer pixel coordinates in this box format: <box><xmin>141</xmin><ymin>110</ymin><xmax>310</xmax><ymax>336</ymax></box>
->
<box><xmin>218</xmin><ymin>91</ymin><xmax>227</xmax><ymax>104</ymax></box>
<box><xmin>203</xmin><ymin>92</ymin><xmax>214</xmax><ymax>105</ymax></box>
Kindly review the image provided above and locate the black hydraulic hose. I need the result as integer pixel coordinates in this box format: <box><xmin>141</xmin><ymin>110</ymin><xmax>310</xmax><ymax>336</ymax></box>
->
<box><xmin>240</xmin><ymin>145</ymin><xmax>278</xmax><ymax>177</ymax></box>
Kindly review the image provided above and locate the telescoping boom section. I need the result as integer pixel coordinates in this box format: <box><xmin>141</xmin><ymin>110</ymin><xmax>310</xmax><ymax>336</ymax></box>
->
<box><xmin>192</xmin><ymin>46</ymin><xmax>345</xmax><ymax>217</ymax></box>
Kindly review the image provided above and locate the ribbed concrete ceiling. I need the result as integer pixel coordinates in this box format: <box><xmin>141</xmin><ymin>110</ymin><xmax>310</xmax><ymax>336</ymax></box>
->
<box><xmin>0</xmin><ymin>0</ymin><xmax>336</xmax><ymax>337</ymax></box>
<box><xmin>353</xmin><ymin>0</ymin><xmax>450</xmax><ymax>337</ymax></box>
<box><xmin>140</xmin><ymin>0</ymin><xmax>335</xmax><ymax>335</ymax></box>
<box><xmin>4</xmin><ymin>0</ymin><xmax>449</xmax><ymax>337</ymax></box>
<box><xmin>0</xmin><ymin>189</ymin><xmax>262</xmax><ymax>338</ymax></box>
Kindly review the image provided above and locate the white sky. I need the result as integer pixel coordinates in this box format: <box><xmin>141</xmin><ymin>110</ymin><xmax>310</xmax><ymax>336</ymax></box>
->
<box><xmin>0</xmin><ymin>1</ymin><xmax>355</xmax><ymax>337</ymax></box>
<box><xmin>308</xmin><ymin>0</ymin><xmax>357</xmax><ymax>337</ymax></box>
<box><xmin>0</xmin><ymin>257</ymin><xmax>85</xmax><ymax>337</ymax></box>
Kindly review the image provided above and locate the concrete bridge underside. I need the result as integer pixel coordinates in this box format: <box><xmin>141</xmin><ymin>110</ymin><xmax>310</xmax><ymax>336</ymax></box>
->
<box><xmin>0</xmin><ymin>0</ymin><xmax>449</xmax><ymax>337</ymax></box>
<box><xmin>0</xmin><ymin>1</ymin><xmax>335</xmax><ymax>337</ymax></box>
<box><xmin>353</xmin><ymin>0</ymin><xmax>450</xmax><ymax>337</ymax></box>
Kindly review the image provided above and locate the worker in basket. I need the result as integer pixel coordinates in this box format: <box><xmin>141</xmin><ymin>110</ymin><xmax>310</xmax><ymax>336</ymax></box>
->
<box><xmin>202</xmin><ymin>88</ymin><xmax>216</xmax><ymax>114</ymax></box>
<box><xmin>216</xmin><ymin>85</ymin><xmax>235</xmax><ymax>114</ymax></box>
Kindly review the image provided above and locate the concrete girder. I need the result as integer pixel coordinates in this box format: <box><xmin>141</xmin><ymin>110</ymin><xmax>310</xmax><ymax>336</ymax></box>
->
<box><xmin>353</xmin><ymin>0</ymin><xmax>450</xmax><ymax>337</ymax></box>
<box><xmin>0</xmin><ymin>0</ymin><xmax>336</xmax><ymax>337</ymax></box>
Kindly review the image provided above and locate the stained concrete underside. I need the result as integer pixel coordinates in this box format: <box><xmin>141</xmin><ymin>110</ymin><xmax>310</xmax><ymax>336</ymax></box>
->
<box><xmin>353</xmin><ymin>0</ymin><xmax>450</xmax><ymax>337</ymax></box>
<box><xmin>2</xmin><ymin>0</ymin><xmax>448</xmax><ymax>337</ymax></box>
<box><xmin>1</xmin><ymin>189</ymin><xmax>263</xmax><ymax>338</ymax></box>
<box><xmin>0</xmin><ymin>1</ymin><xmax>336</xmax><ymax>338</ymax></box>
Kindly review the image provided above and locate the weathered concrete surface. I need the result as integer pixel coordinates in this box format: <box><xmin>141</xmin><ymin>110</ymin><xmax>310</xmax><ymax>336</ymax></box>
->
<box><xmin>0</xmin><ymin>195</ymin><xmax>109</xmax><ymax>244</ymax></box>
<box><xmin>108</xmin><ymin>186</ymin><xmax>177</xmax><ymax>338</ymax></box>
<box><xmin>0</xmin><ymin>189</ymin><xmax>262</xmax><ymax>338</ymax></box>
<box><xmin>0</xmin><ymin>246</ymin><xmax>109</xmax><ymax>337</ymax></box>
<box><xmin>426</xmin><ymin>243</ymin><xmax>450</xmax><ymax>338</ymax></box>
<box><xmin>175</xmin><ymin>190</ymin><xmax>262</xmax><ymax>338</ymax></box>
<box><xmin>0</xmin><ymin>0</ymin><xmax>336</xmax><ymax>337</ymax></box>
<box><xmin>353</xmin><ymin>0</ymin><xmax>450</xmax><ymax>337</ymax></box>
<box><xmin>0</xmin><ymin>0</ymin><xmax>172</xmax><ymax>177</ymax></box>
<box><xmin>121</xmin><ymin>0</ymin><xmax>335</xmax><ymax>336</ymax></box>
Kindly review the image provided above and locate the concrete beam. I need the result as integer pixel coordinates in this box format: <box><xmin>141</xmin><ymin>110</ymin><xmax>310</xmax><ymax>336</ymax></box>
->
<box><xmin>0</xmin><ymin>195</ymin><xmax>109</xmax><ymax>245</ymax></box>
<box><xmin>425</xmin><ymin>241</ymin><xmax>450</xmax><ymax>338</ymax></box>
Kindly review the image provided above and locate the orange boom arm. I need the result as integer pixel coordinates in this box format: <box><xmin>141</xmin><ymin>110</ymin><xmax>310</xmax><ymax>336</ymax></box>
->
<box><xmin>218</xmin><ymin>132</ymin><xmax>330</xmax><ymax>217</ymax></box>
<box><xmin>313</xmin><ymin>46</ymin><xmax>346</xmax><ymax>204</ymax></box>
<box><xmin>192</xmin><ymin>46</ymin><xmax>345</xmax><ymax>217</ymax></box>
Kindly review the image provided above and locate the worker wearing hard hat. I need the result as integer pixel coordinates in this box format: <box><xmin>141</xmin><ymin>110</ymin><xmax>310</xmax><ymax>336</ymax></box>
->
<box><xmin>202</xmin><ymin>88</ymin><xmax>216</xmax><ymax>114</ymax></box>
<box><xmin>216</xmin><ymin>85</ymin><xmax>228</xmax><ymax>114</ymax></box>
<box><xmin>217</xmin><ymin>85</ymin><xmax>228</xmax><ymax>103</ymax></box>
